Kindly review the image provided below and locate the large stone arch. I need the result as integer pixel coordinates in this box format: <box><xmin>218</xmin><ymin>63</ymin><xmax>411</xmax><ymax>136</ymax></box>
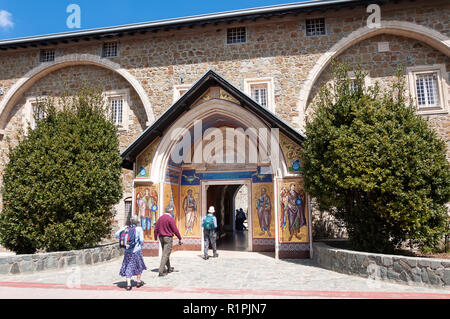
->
<box><xmin>150</xmin><ymin>99</ymin><xmax>289</xmax><ymax>182</ymax></box>
<box><xmin>297</xmin><ymin>20</ymin><xmax>450</xmax><ymax>130</ymax></box>
<box><xmin>0</xmin><ymin>53</ymin><xmax>155</xmax><ymax>131</ymax></box>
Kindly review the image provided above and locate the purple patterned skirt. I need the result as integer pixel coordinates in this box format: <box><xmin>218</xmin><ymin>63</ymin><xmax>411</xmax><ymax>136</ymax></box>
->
<box><xmin>119</xmin><ymin>250</ymin><xmax>147</xmax><ymax>278</ymax></box>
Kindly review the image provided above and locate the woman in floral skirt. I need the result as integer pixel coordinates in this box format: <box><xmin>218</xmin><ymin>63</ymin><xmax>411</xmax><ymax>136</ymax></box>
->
<box><xmin>115</xmin><ymin>215</ymin><xmax>147</xmax><ymax>291</ymax></box>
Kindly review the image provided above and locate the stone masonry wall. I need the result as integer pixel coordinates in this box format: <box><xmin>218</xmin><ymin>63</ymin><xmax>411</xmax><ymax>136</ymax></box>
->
<box><xmin>0</xmin><ymin>243</ymin><xmax>123</xmax><ymax>275</ymax></box>
<box><xmin>0</xmin><ymin>65</ymin><xmax>146</xmax><ymax>194</ymax></box>
<box><xmin>309</xmin><ymin>34</ymin><xmax>450</xmax><ymax>157</ymax></box>
<box><xmin>313</xmin><ymin>242</ymin><xmax>450</xmax><ymax>288</ymax></box>
<box><xmin>0</xmin><ymin>1</ymin><xmax>447</xmax><ymax>127</ymax></box>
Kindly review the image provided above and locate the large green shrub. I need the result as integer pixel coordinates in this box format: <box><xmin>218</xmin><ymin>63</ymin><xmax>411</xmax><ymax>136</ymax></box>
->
<box><xmin>0</xmin><ymin>87</ymin><xmax>123</xmax><ymax>254</ymax></box>
<box><xmin>302</xmin><ymin>63</ymin><xmax>450</xmax><ymax>253</ymax></box>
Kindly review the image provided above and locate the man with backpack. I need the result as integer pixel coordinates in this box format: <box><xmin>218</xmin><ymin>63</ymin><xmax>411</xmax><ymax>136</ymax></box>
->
<box><xmin>202</xmin><ymin>206</ymin><xmax>218</xmax><ymax>260</ymax></box>
<box><xmin>154</xmin><ymin>205</ymin><xmax>182</xmax><ymax>277</ymax></box>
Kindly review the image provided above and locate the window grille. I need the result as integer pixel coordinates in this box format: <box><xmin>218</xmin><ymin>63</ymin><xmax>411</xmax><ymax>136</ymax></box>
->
<box><xmin>350</xmin><ymin>79</ymin><xmax>359</xmax><ymax>92</ymax></box>
<box><xmin>251</xmin><ymin>85</ymin><xmax>268</xmax><ymax>108</ymax></box>
<box><xmin>32</xmin><ymin>103</ymin><xmax>45</xmax><ymax>121</ymax></box>
<box><xmin>227</xmin><ymin>27</ymin><xmax>246</xmax><ymax>44</ymax></box>
<box><xmin>415</xmin><ymin>73</ymin><xmax>440</xmax><ymax>108</ymax></box>
<box><xmin>111</xmin><ymin>99</ymin><xmax>123</xmax><ymax>125</ymax></box>
<box><xmin>306</xmin><ymin>18</ymin><xmax>326</xmax><ymax>36</ymax></box>
<box><xmin>40</xmin><ymin>49</ymin><xmax>55</xmax><ymax>62</ymax></box>
<box><xmin>125</xmin><ymin>200</ymin><xmax>132</xmax><ymax>224</ymax></box>
<box><xmin>103</xmin><ymin>42</ymin><xmax>118</xmax><ymax>57</ymax></box>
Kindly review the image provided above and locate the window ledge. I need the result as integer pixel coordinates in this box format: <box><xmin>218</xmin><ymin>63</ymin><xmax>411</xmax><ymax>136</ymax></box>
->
<box><xmin>116</xmin><ymin>126</ymin><xmax>129</xmax><ymax>132</ymax></box>
<box><xmin>417</xmin><ymin>110</ymin><xmax>449</xmax><ymax>116</ymax></box>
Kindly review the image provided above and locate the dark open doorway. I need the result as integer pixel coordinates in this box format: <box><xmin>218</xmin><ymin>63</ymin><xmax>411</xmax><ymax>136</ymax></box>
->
<box><xmin>206</xmin><ymin>184</ymin><xmax>249</xmax><ymax>251</ymax></box>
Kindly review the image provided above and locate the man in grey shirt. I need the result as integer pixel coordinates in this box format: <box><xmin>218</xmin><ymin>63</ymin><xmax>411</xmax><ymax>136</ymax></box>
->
<box><xmin>202</xmin><ymin>206</ymin><xmax>218</xmax><ymax>260</ymax></box>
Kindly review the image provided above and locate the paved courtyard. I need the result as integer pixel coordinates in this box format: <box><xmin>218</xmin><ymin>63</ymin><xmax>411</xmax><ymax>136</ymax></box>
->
<box><xmin>0</xmin><ymin>250</ymin><xmax>449</xmax><ymax>299</ymax></box>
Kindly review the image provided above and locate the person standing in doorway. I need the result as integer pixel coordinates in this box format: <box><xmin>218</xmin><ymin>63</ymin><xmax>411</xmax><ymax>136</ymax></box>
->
<box><xmin>236</xmin><ymin>208</ymin><xmax>247</xmax><ymax>231</ymax></box>
<box><xmin>202</xmin><ymin>206</ymin><xmax>218</xmax><ymax>260</ymax></box>
<box><xmin>154</xmin><ymin>206</ymin><xmax>182</xmax><ymax>277</ymax></box>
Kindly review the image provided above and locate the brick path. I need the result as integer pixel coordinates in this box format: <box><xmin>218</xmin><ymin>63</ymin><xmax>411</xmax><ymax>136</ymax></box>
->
<box><xmin>0</xmin><ymin>250</ymin><xmax>449</xmax><ymax>299</ymax></box>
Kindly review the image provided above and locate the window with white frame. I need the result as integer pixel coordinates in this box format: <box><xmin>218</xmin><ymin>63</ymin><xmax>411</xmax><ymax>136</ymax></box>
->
<box><xmin>349</xmin><ymin>79</ymin><xmax>359</xmax><ymax>92</ymax></box>
<box><xmin>102</xmin><ymin>41</ymin><xmax>118</xmax><ymax>57</ymax></box>
<box><xmin>306</xmin><ymin>18</ymin><xmax>326</xmax><ymax>36</ymax></box>
<box><xmin>173</xmin><ymin>84</ymin><xmax>191</xmax><ymax>102</ymax></box>
<box><xmin>23</xmin><ymin>97</ymin><xmax>46</xmax><ymax>130</ymax></box>
<box><xmin>33</xmin><ymin>103</ymin><xmax>46</xmax><ymax>123</ymax></box>
<box><xmin>104</xmin><ymin>89</ymin><xmax>131</xmax><ymax>130</ymax></box>
<box><xmin>346</xmin><ymin>71</ymin><xmax>371</xmax><ymax>92</ymax></box>
<box><xmin>251</xmin><ymin>84</ymin><xmax>268</xmax><ymax>108</ymax></box>
<box><xmin>227</xmin><ymin>27</ymin><xmax>246</xmax><ymax>44</ymax></box>
<box><xmin>407</xmin><ymin>65</ymin><xmax>448</xmax><ymax>115</ymax></box>
<box><xmin>110</xmin><ymin>98</ymin><xmax>123</xmax><ymax>125</ymax></box>
<box><xmin>40</xmin><ymin>49</ymin><xmax>55</xmax><ymax>62</ymax></box>
<box><xmin>415</xmin><ymin>73</ymin><xmax>440</xmax><ymax>107</ymax></box>
<box><xmin>244</xmin><ymin>78</ymin><xmax>275</xmax><ymax>112</ymax></box>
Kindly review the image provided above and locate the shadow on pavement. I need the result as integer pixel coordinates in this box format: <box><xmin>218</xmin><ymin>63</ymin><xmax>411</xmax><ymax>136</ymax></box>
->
<box><xmin>114</xmin><ymin>280</ymin><xmax>132</xmax><ymax>289</ymax></box>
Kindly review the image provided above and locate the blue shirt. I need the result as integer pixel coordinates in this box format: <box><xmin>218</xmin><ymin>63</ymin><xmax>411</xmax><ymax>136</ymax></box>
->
<box><xmin>201</xmin><ymin>214</ymin><xmax>217</xmax><ymax>229</ymax></box>
<box><xmin>115</xmin><ymin>226</ymin><xmax>144</xmax><ymax>253</ymax></box>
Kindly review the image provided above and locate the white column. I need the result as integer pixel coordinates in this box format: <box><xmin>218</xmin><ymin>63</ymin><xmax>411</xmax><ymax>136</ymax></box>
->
<box><xmin>273</xmin><ymin>178</ymin><xmax>279</xmax><ymax>260</ymax></box>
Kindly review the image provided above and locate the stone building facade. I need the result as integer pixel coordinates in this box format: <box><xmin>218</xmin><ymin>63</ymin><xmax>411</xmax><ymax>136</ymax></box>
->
<box><xmin>0</xmin><ymin>0</ymin><xmax>448</xmax><ymax>257</ymax></box>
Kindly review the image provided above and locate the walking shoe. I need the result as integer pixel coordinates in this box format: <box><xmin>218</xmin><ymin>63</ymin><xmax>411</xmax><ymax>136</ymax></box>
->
<box><xmin>136</xmin><ymin>281</ymin><xmax>145</xmax><ymax>288</ymax></box>
<box><xmin>167</xmin><ymin>267</ymin><xmax>174</xmax><ymax>273</ymax></box>
<box><xmin>126</xmin><ymin>285</ymin><xmax>132</xmax><ymax>291</ymax></box>
<box><xmin>203</xmin><ymin>255</ymin><xmax>209</xmax><ymax>260</ymax></box>
<box><xmin>213</xmin><ymin>253</ymin><xmax>219</xmax><ymax>258</ymax></box>
<box><xmin>158</xmin><ymin>272</ymin><xmax>167</xmax><ymax>277</ymax></box>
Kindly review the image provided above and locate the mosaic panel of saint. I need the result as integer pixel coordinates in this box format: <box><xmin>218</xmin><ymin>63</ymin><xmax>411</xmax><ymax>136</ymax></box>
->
<box><xmin>136</xmin><ymin>188</ymin><xmax>158</xmax><ymax>238</ymax></box>
<box><xmin>280</xmin><ymin>183</ymin><xmax>306</xmax><ymax>241</ymax></box>
<box><xmin>256</xmin><ymin>187</ymin><xmax>272</xmax><ymax>237</ymax></box>
<box><xmin>183</xmin><ymin>189</ymin><xmax>198</xmax><ymax>236</ymax></box>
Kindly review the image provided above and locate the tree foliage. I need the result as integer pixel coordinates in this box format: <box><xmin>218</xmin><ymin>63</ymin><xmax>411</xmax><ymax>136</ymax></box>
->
<box><xmin>0</xmin><ymin>87</ymin><xmax>123</xmax><ymax>254</ymax></box>
<box><xmin>302</xmin><ymin>63</ymin><xmax>450</xmax><ymax>253</ymax></box>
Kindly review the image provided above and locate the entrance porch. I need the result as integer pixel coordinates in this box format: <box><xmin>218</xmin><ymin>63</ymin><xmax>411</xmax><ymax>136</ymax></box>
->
<box><xmin>121</xmin><ymin>70</ymin><xmax>311</xmax><ymax>259</ymax></box>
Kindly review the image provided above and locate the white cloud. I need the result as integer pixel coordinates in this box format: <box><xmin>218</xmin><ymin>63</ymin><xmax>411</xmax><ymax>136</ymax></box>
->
<box><xmin>0</xmin><ymin>10</ymin><xmax>14</xmax><ymax>30</ymax></box>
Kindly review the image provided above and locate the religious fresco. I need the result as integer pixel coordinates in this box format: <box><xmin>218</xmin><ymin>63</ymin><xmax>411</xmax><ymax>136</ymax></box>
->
<box><xmin>251</xmin><ymin>166</ymin><xmax>273</xmax><ymax>183</ymax></box>
<box><xmin>168</xmin><ymin>157</ymin><xmax>182</xmax><ymax>169</ymax></box>
<box><xmin>192</xmin><ymin>89</ymin><xmax>211</xmax><ymax>107</ymax></box>
<box><xmin>135</xmin><ymin>184</ymin><xmax>159</xmax><ymax>241</ymax></box>
<box><xmin>181</xmin><ymin>169</ymin><xmax>201</xmax><ymax>185</ymax></box>
<box><xmin>279</xmin><ymin>134</ymin><xmax>303</xmax><ymax>174</ymax></box>
<box><xmin>180</xmin><ymin>185</ymin><xmax>201</xmax><ymax>237</ymax></box>
<box><xmin>165</xmin><ymin>166</ymin><xmax>181</xmax><ymax>184</ymax></box>
<box><xmin>163</xmin><ymin>183</ymin><xmax>180</xmax><ymax>221</ymax></box>
<box><xmin>277</xmin><ymin>178</ymin><xmax>309</xmax><ymax>243</ymax></box>
<box><xmin>252</xmin><ymin>182</ymin><xmax>275</xmax><ymax>239</ymax></box>
<box><xmin>219</xmin><ymin>88</ymin><xmax>240</xmax><ymax>104</ymax></box>
<box><xmin>136</xmin><ymin>138</ymin><xmax>160</xmax><ymax>178</ymax></box>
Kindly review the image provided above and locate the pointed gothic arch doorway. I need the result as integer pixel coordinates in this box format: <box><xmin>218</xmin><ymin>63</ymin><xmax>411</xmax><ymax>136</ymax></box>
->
<box><xmin>202</xmin><ymin>180</ymin><xmax>253</xmax><ymax>253</ymax></box>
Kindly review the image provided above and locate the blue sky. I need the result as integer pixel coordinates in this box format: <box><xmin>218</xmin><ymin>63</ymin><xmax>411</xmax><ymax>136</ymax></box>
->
<box><xmin>0</xmin><ymin>0</ymin><xmax>307</xmax><ymax>40</ymax></box>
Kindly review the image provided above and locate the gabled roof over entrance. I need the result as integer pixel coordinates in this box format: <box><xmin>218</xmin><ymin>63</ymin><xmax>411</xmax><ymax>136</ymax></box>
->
<box><xmin>121</xmin><ymin>69</ymin><xmax>305</xmax><ymax>170</ymax></box>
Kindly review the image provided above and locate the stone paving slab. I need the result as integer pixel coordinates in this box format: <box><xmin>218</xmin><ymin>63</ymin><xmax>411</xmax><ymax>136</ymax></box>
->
<box><xmin>0</xmin><ymin>250</ymin><xmax>449</xmax><ymax>297</ymax></box>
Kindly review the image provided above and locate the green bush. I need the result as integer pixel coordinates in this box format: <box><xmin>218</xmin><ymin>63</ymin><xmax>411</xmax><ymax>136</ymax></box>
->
<box><xmin>302</xmin><ymin>63</ymin><xmax>450</xmax><ymax>253</ymax></box>
<box><xmin>0</xmin><ymin>87</ymin><xmax>123</xmax><ymax>254</ymax></box>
